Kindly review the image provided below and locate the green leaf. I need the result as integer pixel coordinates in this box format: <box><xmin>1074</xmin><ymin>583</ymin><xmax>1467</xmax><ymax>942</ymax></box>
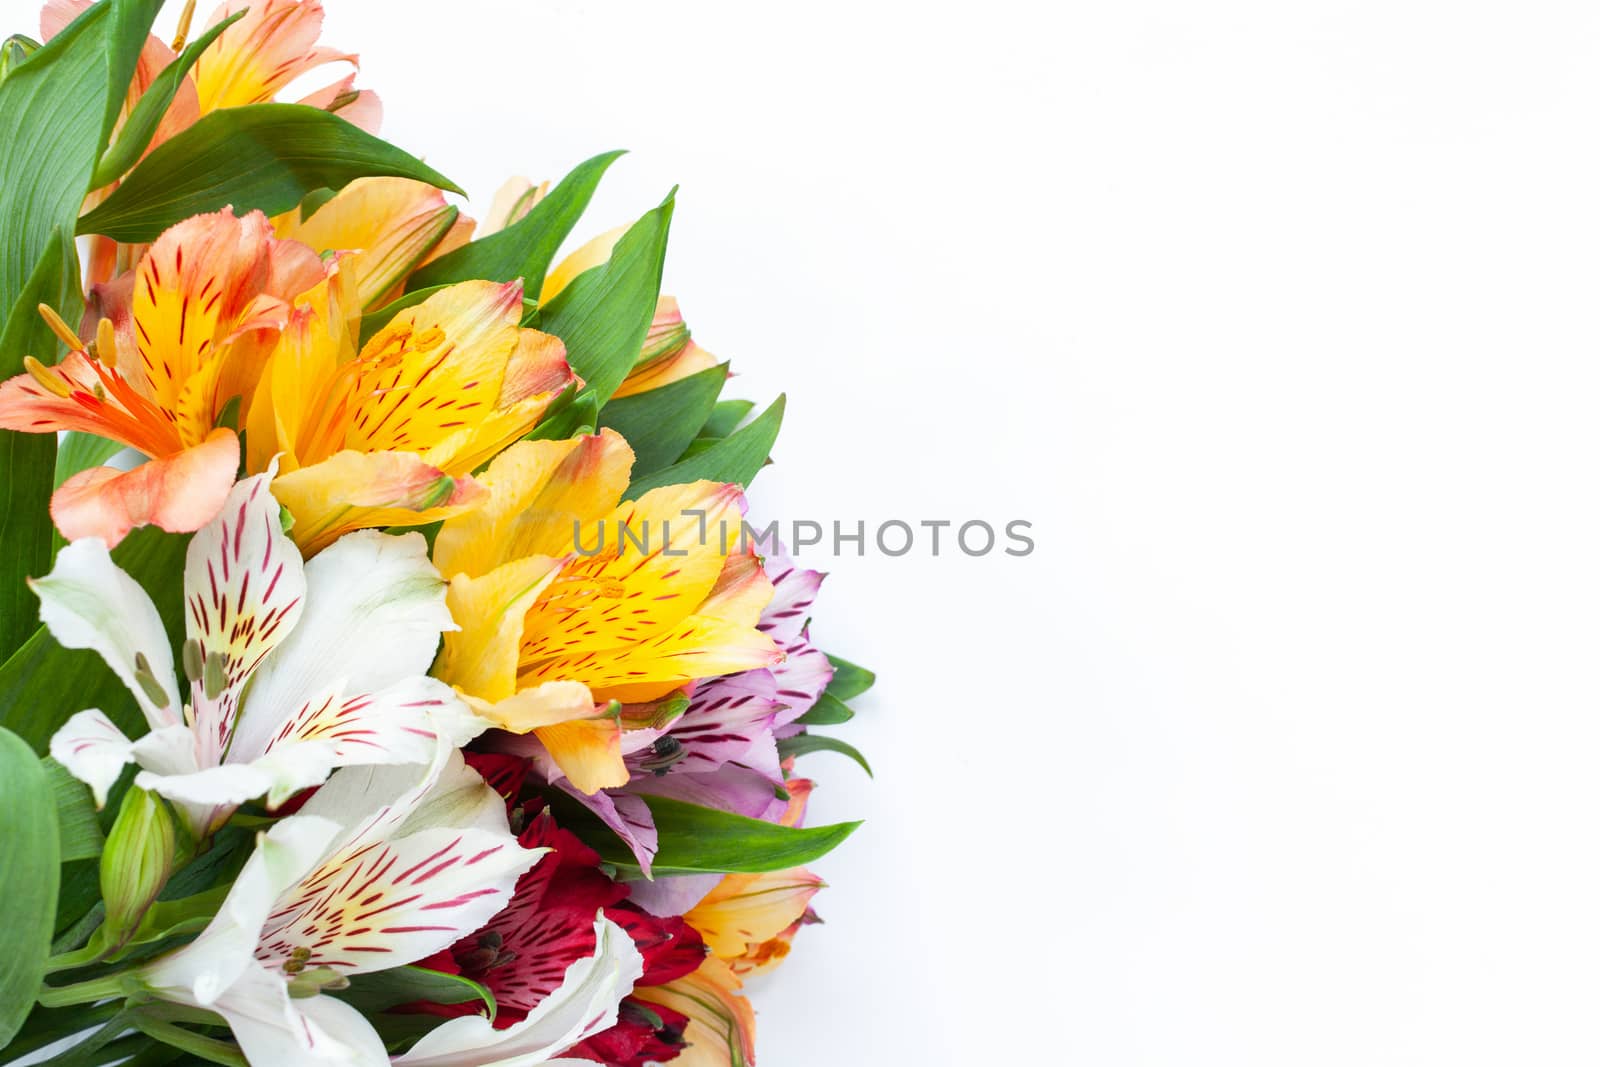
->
<box><xmin>54</xmin><ymin>431</ymin><xmax>124</xmax><ymax>491</ymax></box>
<box><xmin>776</xmin><ymin>732</ymin><xmax>873</xmax><ymax>777</ymax></box>
<box><xmin>0</xmin><ymin>726</ymin><xmax>61</xmax><ymax>1044</ymax></box>
<box><xmin>0</xmin><ymin>525</ymin><xmax>190</xmax><ymax>753</ymax></box>
<box><xmin>558</xmin><ymin>793</ymin><xmax>859</xmax><ymax>878</ymax></box>
<box><xmin>523</xmin><ymin>387</ymin><xmax>598</xmax><ymax>444</ymax></box>
<box><xmin>794</xmin><ymin>692</ymin><xmax>855</xmax><ymax>727</ymax></box>
<box><xmin>334</xmin><ymin>966</ymin><xmax>495</xmax><ymax>1020</ymax></box>
<box><xmin>824</xmin><ymin>653</ymin><xmax>876</xmax><ymax>701</ymax></box>
<box><xmin>624</xmin><ymin>394</ymin><xmax>784</xmax><ymax>499</ymax></box>
<box><xmin>407</xmin><ymin>150</ymin><xmax>624</xmax><ymax>293</ymax></box>
<box><xmin>699</xmin><ymin>398</ymin><xmax>754</xmax><ymax>440</ymax></box>
<box><xmin>597</xmin><ymin>362</ymin><xmax>727</xmax><ymax>475</ymax></box>
<box><xmin>531</xmin><ymin>192</ymin><xmax>674</xmax><ymax>408</ymax></box>
<box><xmin>91</xmin><ymin>10</ymin><xmax>248</xmax><ymax>187</ymax></box>
<box><xmin>0</xmin><ymin>230</ymin><xmax>75</xmax><ymax>661</ymax></box>
<box><xmin>45</xmin><ymin>756</ymin><xmax>104</xmax><ymax>863</ymax></box>
<box><xmin>80</xmin><ymin>104</ymin><xmax>461</xmax><ymax>242</ymax></box>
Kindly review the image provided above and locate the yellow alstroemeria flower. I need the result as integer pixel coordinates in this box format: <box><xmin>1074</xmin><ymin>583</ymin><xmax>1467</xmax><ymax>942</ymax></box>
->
<box><xmin>430</xmin><ymin>428</ymin><xmax>784</xmax><ymax>794</ymax></box>
<box><xmin>247</xmin><ymin>270</ymin><xmax>575</xmax><ymax>554</ymax></box>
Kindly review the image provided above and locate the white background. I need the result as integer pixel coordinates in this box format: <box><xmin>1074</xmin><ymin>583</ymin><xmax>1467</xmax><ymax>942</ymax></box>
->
<box><xmin>13</xmin><ymin>0</ymin><xmax>1600</xmax><ymax>1063</ymax></box>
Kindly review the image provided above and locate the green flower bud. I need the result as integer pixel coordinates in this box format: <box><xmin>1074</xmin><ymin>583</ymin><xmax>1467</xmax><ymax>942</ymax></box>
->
<box><xmin>100</xmin><ymin>786</ymin><xmax>177</xmax><ymax>944</ymax></box>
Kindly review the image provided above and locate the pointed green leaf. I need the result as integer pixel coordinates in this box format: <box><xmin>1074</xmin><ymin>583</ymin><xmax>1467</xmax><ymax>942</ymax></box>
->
<box><xmin>54</xmin><ymin>431</ymin><xmax>125</xmax><ymax>491</ymax></box>
<box><xmin>0</xmin><ymin>726</ymin><xmax>61</xmax><ymax>1044</ymax></box>
<box><xmin>699</xmin><ymin>398</ymin><xmax>754</xmax><ymax>440</ymax></box>
<box><xmin>531</xmin><ymin>192</ymin><xmax>674</xmax><ymax>408</ymax></box>
<box><xmin>44</xmin><ymin>756</ymin><xmax>104</xmax><ymax>863</ymax></box>
<box><xmin>80</xmin><ymin>104</ymin><xmax>461</xmax><ymax>242</ymax></box>
<box><xmin>794</xmin><ymin>692</ymin><xmax>855</xmax><ymax>727</ymax></box>
<box><xmin>91</xmin><ymin>9</ymin><xmax>248</xmax><ymax>187</ymax></box>
<box><xmin>597</xmin><ymin>362</ymin><xmax>727</xmax><ymax>474</ymax></box>
<box><xmin>776</xmin><ymin>731</ymin><xmax>873</xmax><ymax>777</ymax></box>
<box><xmin>554</xmin><ymin>792</ymin><xmax>859</xmax><ymax>878</ymax></box>
<box><xmin>824</xmin><ymin>653</ymin><xmax>876</xmax><ymax>701</ymax></box>
<box><xmin>624</xmin><ymin>394</ymin><xmax>784</xmax><ymax>499</ymax></box>
<box><xmin>407</xmin><ymin>150</ymin><xmax>624</xmax><ymax>293</ymax></box>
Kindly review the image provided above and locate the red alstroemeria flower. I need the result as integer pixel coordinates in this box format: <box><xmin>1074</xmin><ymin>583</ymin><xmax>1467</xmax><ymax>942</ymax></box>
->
<box><xmin>407</xmin><ymin>754</ymin><xmax>706</xmax><ymax>1065</ymax></box>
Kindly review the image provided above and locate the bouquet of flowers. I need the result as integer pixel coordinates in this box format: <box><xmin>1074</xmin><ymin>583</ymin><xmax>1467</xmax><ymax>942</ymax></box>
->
<box><xmin>0</xmin><ymin>2</ymin><xmax>873</xmax><ymax>1064</ymax></box>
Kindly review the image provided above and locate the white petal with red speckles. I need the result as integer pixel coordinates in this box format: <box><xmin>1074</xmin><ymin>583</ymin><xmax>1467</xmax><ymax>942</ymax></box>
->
<box><xmin>49</xmin><ymin>709</ymin><xmax>138</xmax><ymax>808</ymax></box>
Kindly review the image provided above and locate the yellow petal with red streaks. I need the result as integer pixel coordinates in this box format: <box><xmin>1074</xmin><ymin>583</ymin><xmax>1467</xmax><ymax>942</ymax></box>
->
<box><xmin>684</xmin><ymin>868</ymin><xmax>824</xmax><ymax>959</ymax></box>
<box><xmin>342</xmin><ymin>279</ymin><xmax>525</xmax><ymax>464</ymax></box>
<box><xmin>51</xmin><ymin>429</ymin><xmax>239</xmax><ymax>548</ymax></box>
<box><xmin>435</xmin><ymin>557</ymin><xmax>565</xmax><ymax>702</ymax></box>
<box><xmin>111</xmin><ymin>208</ymin><xmax>323</xmax><ymax>447</ymax></box>
<box><xmin>549</xmin><ymin>613</ymin><xmax>785</xmax><ymax>705</ymax></box>
<box><xmin>533</xmin><ymin>715</ymin><xmax>627</xmax><ymax>795</ymax></box>
<box><xmin>269</xmin><ymin>449</ymin><xmax>486</xmax><ymax>555</ymax></box>
<box><xmin>632</xmin><ymin>959</ymin><xmax>756</xmax><ymax>1067</ymax></box>
<box><xmin>278</xmin><ymin>178</ymin><xmax>457</xmax><ymax>308</ymax></box>
<box><xmin>460</xmin><ymin>681</ymin><xmax>594</xmax><ymax>732</ymax></box>
<box><xmin>192</xmin><ymin>0</ymin><xmax>356</xmax><ymax>113</ymax></box>
<box><xmin>433</xmin><ymin>431</ymin><xmax>634</xmax><ymax>580</ymax></box>
<box><xmin>425</xmin><ymin>326</ymin><xmax>576</xmax><ymax>476</ymax></box>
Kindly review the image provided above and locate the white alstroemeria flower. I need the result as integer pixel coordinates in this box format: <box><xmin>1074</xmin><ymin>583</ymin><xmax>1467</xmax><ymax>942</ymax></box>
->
<box><xmin>139</xmin><ymin>746</ymin><xmax>545</xmax><ymax>1066</ymax></box>
<box><xmin>41</xmin><ymin>469</ymin><xmax>483</xmax><ymax>835</ymax></box>
<box><xmin>394</xmin><ymin>913</ymin><xmax>644</xmax><ymax>1067</ymax></box>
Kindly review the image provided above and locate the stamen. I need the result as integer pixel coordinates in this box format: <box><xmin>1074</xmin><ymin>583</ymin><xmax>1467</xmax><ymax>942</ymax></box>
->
<box><xmin>170</xmin><ymin>0</ymin><xmax>197</xmax><ymax>52</ymax></box>
<box><xmin>22</xmin><ymin>356</ymin><xmax>71</xmax><ymax>398</ymax></box>
<box><xmin>132</xmin><ymin>651</ymin><xmax>171</xmax><ymax>709</ymax></box>
<box><xmin>94</xmin><ymin>317</ymin><xmax>116</xmax><ymax>369</ymax></box>
<box><xmin>181</xmin><ymin>638</ymin><xmax>203</xmax><ymax>684</ymax></box>
<box><xmin>202</xmin><ymin>650</ymin><xmax>229</xmax><ymax>701</ymax></box>
<box><xmin>36</xmin><ymin>304</ymin><xmax>83</xmax><ymax>352</ymax></box>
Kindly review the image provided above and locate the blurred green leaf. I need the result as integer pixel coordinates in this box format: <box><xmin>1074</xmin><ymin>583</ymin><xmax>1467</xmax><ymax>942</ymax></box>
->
<box><xmin>91</xmin><ymin>10</ymin><xmax>247</xmax><ymax>187</ymax></box>
<box><xmin>777</xmin><ymin>731</ymin><xmax>873</xmax><ymax>777</ymax></box>
<box><xmin>335</xmin><ymin>966</ymin><xmax>495</xmax><ymax>1021</ymax></box>
<box><xmin>54</xmin><ymin>431</ymin><xmax>124</xmax><ymax>491</ymax></box>
<box><xmin>0</xmin><ymin>726</ymin><xmax>61</xmax><ymax>1044</ymax></box>
<box><xmin>597</xmin><ymin>362</ymin><xmax>727</xmax><ymax>475</ymax></box>
<box><xmin>531</xmin><ymin>192</ymin><xmax>674</xmax><ymax>408</ymax></box>
<box><xmin>624</xmin><ymin>394</ymin><xmax>784</xmax><ymax>499</ymax></box>
<box><xmin>80</xmin><ymin>104</ymin><xmax>461</xmax><ymax>242</ymax></box>
<box><xmin>824</xmin><ymin>653</ymin><xmax>876</xmax><ymax>701</ymax></box>
<box><xmin>408</xmin><ymin>150</ymin><xmax>624</xmax><ymax>293</ymax></box>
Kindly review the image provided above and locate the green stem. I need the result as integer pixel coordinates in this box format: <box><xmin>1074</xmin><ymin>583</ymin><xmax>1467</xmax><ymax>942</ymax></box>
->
<box><xmin>35</xmin><ymin>969</ymin><xmax>133</xmax><ymax>1007</ymax></box>
<box><xmin>129</xmin><ymin>1016</ymin><xmax>245</xmax><ymax>1067</ymax></box>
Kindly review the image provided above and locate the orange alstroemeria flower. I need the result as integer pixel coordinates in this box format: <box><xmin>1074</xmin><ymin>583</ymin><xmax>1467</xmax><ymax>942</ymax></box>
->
<box><xmin>0</xmin><ymin>208</ymin><xmax>327</xmax><ymax>546</ymax></box>
<box><xmin>246</xmin><ymin>270</ymin><xmax>575</xmax><ymax>553</ymax></box>
<box><xmin>431</xmin><ymin>429</ymin><xmax>784</xmax><ymax>795</ymax></box>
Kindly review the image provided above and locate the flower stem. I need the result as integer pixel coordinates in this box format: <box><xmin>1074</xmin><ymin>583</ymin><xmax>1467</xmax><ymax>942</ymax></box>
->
<box><xmin>129</xmin><ymin>1015</ymin><xmax>246</xmax><ymax>1067</ymax></box>
<box><xmin>35</xmin><ymin>969</ymin><xmax>132</xmax><ymax>1007</ymax></box>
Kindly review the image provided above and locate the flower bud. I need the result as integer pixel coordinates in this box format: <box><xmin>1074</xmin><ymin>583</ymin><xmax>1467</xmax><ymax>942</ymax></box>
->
<box><xmin>100</xmin><ymin>786</ymin><xmax>177</xmax><ymax>943</ymax></box>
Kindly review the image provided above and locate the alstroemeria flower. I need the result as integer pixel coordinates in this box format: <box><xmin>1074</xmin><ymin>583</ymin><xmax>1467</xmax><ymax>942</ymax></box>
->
<box><xmin>0</xmin><ymin>208</ymin><xmax>327</xmax><ymax>546</ymax></box>
<box><xmin>134</xmin><ymin>749</ymin><xmax>554</xmax><ymax>1066</ymax></box>
<box><xmin>524</xmin><ymin>547</ymin><xmax>835</xmax><ymax>873</ymax></box>
<box><xmin>430</xmin><ymin>430</ymin><xmax>784</xmax><ymax>796</ymax></box>
<box><xmin>408</xmin><ymin>762</ymin><xmax>704</xmax><ymax>1066</ymax></box>
<box><xmin>246</xmin><ymin>271</ymin><xmax>575</xmax><ymax>553</ymax></box>
<box><xmin>274</xmin><ymin>177</ymin><xmax>471</xmax><ymax>309</ymax></box>
<box><xmin>43</xmin><ymin>470</ymin><xmax>477</xmax><ymax>836</ymax></box>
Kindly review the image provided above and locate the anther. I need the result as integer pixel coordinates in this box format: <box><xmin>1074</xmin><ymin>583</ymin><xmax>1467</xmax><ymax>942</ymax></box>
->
<box><xmin>22</xmin><ymin>355</ymin><xmax>71</xmax><ymax>398</ymax></box>
<box><xmin>36</xmin><ymin>304</ymin><xmax>84</xmax><ymax>351</ymax></box>
<box><xmin>93</xmin><ymin>317</ymin><xmax>116</xmax><ymax>369</ymax></box>
<box><xmin>171</xmin><ymin>0</ymin><xmax>197</xmax><ymax>52</ymax></box>
<box><xmin>202</xmin><ymin>650</ymin><xmax>229</xmax><ymax>701</ymax></box>
<box><xmin>132</xmin><ymin>651</ymin><xmax>171</xmax><ymax>709</ymax></box>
